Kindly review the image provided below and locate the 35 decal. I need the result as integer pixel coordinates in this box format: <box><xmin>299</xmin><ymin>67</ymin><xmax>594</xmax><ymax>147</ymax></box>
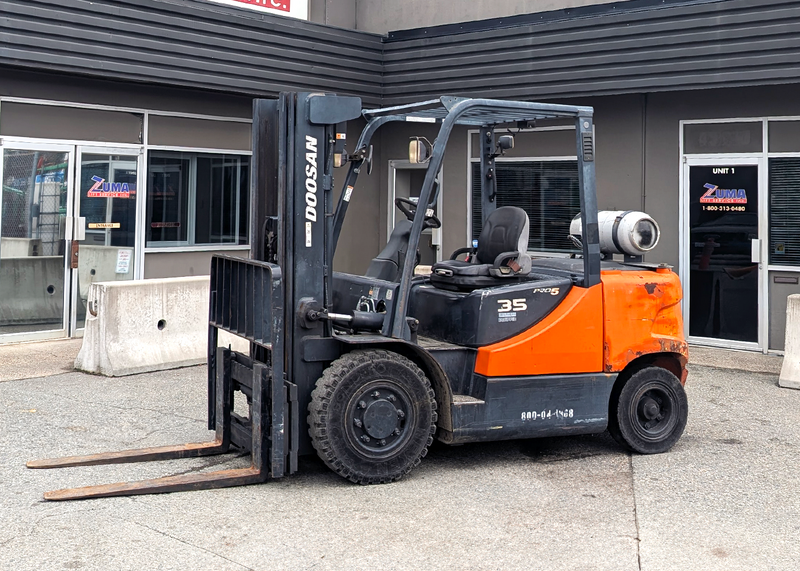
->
<box><xmin>497</xmin><ymin>299</ymin><xmax>527</xmax><ymax>312</ymax></box>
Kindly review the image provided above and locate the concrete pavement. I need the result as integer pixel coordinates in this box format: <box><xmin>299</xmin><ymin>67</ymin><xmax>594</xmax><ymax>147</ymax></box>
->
<box><xmin>0</xmin><ymin>340</ymin><xmax>798</xmax><ymax>570</ymax></box>
<box><xmin>0</xmin><ymin>338</ymin><xmax>82</xmax><ymax>382</ymax></box>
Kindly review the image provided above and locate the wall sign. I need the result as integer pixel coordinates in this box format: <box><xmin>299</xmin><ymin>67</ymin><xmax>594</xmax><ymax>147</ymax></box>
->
<box><xmin>690</xmin><ymin>166</ymin><xmax>757</xmax><ymax>222</ymax></box>
<box><xmin>87</xmin><ymin>175</ymin><xmax>132</xmax><ymax>198</ymax></box>
<box><xmin>205</xmin><ymin>0</ymin><xmax>307</xmax><ymax>20</ymax></box>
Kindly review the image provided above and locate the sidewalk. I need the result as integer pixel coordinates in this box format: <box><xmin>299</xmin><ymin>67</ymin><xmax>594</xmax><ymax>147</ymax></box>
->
<box><xmin>0</xmin><ymin>338</ymin><xmax>83</xmax><ymax>382</ymax></box>
<box><xmin>689</xmin><ymin>345</ymin><xmax>783</xmax><ymax>375</ymax></box>
<box><xmin>0</xmin><ymin>336</ymin><xmax>785</xmax><ymax>383</ymax></box>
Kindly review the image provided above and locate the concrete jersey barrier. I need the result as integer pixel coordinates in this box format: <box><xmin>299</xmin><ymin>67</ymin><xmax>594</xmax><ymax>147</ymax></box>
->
<box><xmin>75</xmin><ymin>276</ymin><xmax>246</xmax><ymax>376</ymax></box>
<box><xmin>779</xmin><ymin>294</ymin><xmax>800</xmax><ymax>389</ymax></box>
<box><xmin>0</xmin><ymin>256</ymin><xmax>64</xmax><ymax>326</ymax></box>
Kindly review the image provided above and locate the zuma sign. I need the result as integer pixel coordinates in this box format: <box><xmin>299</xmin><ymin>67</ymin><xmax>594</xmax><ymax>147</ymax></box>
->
<box><xmin>689</xmin><ymin>165</ymin><xmax>757</xmax><ymax>223</ymax></box>
<box><xmin>700</xmin><ymin>183</ymin><xmax>747</xmax><ymax>204</ymax></box>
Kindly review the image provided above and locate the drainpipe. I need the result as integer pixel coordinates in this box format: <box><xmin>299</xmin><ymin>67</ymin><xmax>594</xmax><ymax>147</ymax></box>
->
<box><xmin>641</xmin><ymin>93</ymin><xmax>648</xmax><ymax>212</ymax></box>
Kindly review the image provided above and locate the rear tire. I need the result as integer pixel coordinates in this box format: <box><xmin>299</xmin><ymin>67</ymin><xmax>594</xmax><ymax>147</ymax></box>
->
<box><xmin>308</xmin><ymin>350</ymin><xmax>437</xmax><ymax>484</ymax></box>
<box><xmin>609</xmin><ymin>366</ymin><xmax>688</xmax><ymax>454</ymax></box>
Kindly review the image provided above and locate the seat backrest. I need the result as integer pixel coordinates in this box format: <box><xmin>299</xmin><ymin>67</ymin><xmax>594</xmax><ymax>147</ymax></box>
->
<box><xmin>365</xmin><ymin>219</ymin><xmax>413</xmax><ymax>282</ymax></box>
<box><xmin>476</xmin><ymin>206</ymin><xmax>530</xmax><ymax>265</ymax></box>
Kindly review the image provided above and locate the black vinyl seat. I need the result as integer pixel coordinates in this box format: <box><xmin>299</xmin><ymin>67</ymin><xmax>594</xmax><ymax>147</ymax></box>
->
<box><xmin>430</xmin><ymin>206</ymin><xmax>532</xmax><ymax>291</ymax></box>
<box><xmin>365</xmin><ymin>219</ymin><xmax>413</xmax><ymax>282</ymax></box>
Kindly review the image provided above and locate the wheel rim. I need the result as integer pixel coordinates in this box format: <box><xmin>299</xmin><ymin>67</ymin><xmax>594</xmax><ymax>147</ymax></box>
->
<box><xmin>627</xmin><ymin>381</ymin><xmax>679</xmax><ymax>442</ymax></box>
<box><xmin>345</xmin><ymin>380</ymin><xmax>415</xmax><ymax>459</ymax></box>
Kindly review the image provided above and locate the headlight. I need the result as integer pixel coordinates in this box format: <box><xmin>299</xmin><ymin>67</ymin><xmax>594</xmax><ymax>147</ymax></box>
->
<box><xmin>570</xmin><ymin>211</ymin><xmax>661</xmax><ymax>256</ymax></box>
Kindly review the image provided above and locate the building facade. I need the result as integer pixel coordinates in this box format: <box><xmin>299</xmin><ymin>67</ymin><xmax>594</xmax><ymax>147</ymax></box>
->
<box><xmin>2</xmin><ymin>0</ymin><xmax>800</xmax><ymax>353</ymax></box>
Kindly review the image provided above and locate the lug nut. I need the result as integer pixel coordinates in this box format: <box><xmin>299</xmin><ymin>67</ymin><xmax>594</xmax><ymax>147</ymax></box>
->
<box><xmin>361</xmin><ymin>435</ymin><xmax>370</xmax><ymax>443</ymax></box>
<box><xmin>372</xmin><ymin>391</ymin><xmax>380</xmax><ymax>398</ymax></box>
<box><xmin>358</xmin><ymin>401</ymin><xmax>366</xmax><ymax>409</ymax></box>
<box><xmin>397</xmin><ymin>410</ymin><xmax>405</xmax><ymax>419</ymax></box>
<box><xmin>380</xmin><ymin>439</ymin><xmax>386</xmax><ymax>446</ymax></box>
<box><xmin>394</xmin><ymin>428</ymin><xmax>401</xmax><ymax>436</ymax></box>
<box><xmin>387</xmin><ymin>395</ymin><xmax>396</xmax><ymax>402</ymax></box>
<box><xmin>353</xmin><ymin>419</ymin><xmax>362</xmax><ymax>428</ymax></box>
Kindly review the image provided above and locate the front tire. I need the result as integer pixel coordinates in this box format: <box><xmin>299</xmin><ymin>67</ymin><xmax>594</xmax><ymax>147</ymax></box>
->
<box><xmin>609</xmin><ymin>366</ymin><xmax>688</xmax><ymax>454</ymax></box>
<box><xmin>308</xmin><ymin>350</ymin><xmax>437</xmax><ymax>484</ymax></box>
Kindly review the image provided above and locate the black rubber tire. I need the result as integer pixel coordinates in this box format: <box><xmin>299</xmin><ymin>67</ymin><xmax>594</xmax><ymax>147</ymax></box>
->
<box><xmin>308</xmin><ymin>350</ymin><xmax>437</xmax><ymax>484</ymax></box>
<box><xmin>610</xmin><ymin>366</ymin><xmax>688</xmax><ymax>454</ymax></box>
<box><xmin>606</xmin><ymin>364</ymin><xmax>644</xmax><ymax>449</ymax></box>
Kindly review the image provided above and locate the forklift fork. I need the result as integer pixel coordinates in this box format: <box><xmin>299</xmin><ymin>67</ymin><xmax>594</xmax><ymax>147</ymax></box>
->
<box><xmin>28</xmin><ymin>257</ymin><xmax>296</xmax><ymax>501</ymax></box>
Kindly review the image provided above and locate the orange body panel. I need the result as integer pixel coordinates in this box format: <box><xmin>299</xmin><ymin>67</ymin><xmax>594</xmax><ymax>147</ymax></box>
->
<box><xmin>601</xmin><ymin>268</ymin><xmax>688</xmax><ymax>373</ymax></box>
<box><xmin>474</xmin><ymin>284</ymin><xmax>604</xmax><ymax>377</ymax></box>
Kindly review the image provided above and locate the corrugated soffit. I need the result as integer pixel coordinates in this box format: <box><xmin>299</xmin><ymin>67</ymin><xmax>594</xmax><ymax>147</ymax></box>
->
<box><xmin>0</xmin><ymin>0</ymin><xmax>383</xmax><ymax>105</ymax></box>
<box><xmin>382</xmin><ymin>0</ymin><xmax>800</xmax><ymax>104</ymax></box>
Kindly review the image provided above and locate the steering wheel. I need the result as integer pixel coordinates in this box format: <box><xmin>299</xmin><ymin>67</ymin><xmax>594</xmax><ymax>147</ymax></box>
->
<box><xmin>395</xmin><ymin>197</ymin><xmax>442</xmax><ymax>229</ymax></box>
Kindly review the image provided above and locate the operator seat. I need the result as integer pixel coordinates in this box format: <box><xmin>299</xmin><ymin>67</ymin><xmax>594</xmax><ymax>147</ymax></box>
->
<box><xmin>365</xmin><ymin>219</ymin><xmax>413</xmax><ymax>282</ymax></box>
<box><xmin>430</xmin><ymin>206</ymin><xmax>532</xmax><ymax>291</ymax></box>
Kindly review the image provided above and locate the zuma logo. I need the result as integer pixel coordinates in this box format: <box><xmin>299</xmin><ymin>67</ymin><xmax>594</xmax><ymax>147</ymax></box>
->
<box><xmin>533</xmin><ymin>287</ymin><xmax>560</xmax><ymax>296</ymax></box>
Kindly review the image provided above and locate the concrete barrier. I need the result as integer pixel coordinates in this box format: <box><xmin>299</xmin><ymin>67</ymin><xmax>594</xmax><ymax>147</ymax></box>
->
<box><xmin>0</xmin><ymin>256</ymin><xmax>64</xmax><ymax>326</ymax></box>
<box><xmin>75</xmin><ymin>276</ymin><xmax>247</xmax><ymax>376</ymax></box>
<box><xmin>779</xmin><ymin>294</ymin><xmax>800</xmax><ymax>389</ymax></box>
<box><xmin>77</xmin><ymin>245</ymin><xmax>135</xmax><ymax>300</ymax></box>
<box><xmin>1</xmin><ymin>238</ymin><xmax>42</xmax><ymax>257</ymax></box>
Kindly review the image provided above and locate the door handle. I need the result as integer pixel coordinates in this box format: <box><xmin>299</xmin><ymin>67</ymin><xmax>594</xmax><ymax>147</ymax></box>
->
<box><xmin>74</xmin><ymin>217</ymin><xmax>86</xmax><ymax>241</ymax></box>
<box><xmin>751</xmin><ymin>238</ymin><xmax>761</xmax><ymax>264</ymax></box>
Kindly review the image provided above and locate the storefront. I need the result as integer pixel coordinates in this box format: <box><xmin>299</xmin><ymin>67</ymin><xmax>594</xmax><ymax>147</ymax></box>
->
<box><xmin>681</xmin><ymin>117</ymin><xmax>800</xmax><ymax>352</ymax></box>
<box><xmin>0</xmin><ymin>96</ymin><xmax>252</xmax><ymax>342</ymax></box>
<box><xmin>0</xmin><ymin>0</ymin><xmax>382</xmax><ymax>343</ymax></box>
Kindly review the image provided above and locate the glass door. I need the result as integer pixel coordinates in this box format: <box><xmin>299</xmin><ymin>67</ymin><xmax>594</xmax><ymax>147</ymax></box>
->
<box><xmin>389</xmin><ymin>161</ymin><xmax>443</xmax><ymax>265</ymax></box>
<box><xmin>72</xmin><ymin>147</ymin><xmax>142</xmax><ymax>332</ymax></box>
<box><xmin>0</xmin><ymin>144</ymin><xmax>74</xmax><ymax>342</ymax></box>
<box><xmin>683</xmin><ymin>158</ymin><xmax>766</xmax><ymax>349</ymax></box>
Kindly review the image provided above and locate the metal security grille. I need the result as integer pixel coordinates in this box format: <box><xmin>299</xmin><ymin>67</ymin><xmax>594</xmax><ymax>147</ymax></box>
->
<box><xmin>1</xmin><ymin>150</ymin><xmax>69</xmax><ymax>255</ymax></box>
<box><xmin>471</xmin><ymin>160</ymin><xmax>581</xmax><ymax>253</ymax></box>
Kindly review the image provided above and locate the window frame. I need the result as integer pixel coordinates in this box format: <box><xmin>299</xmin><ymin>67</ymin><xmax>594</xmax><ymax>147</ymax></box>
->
<box><xmin>144</xmin><ymin>147</ymin><xmax>251</xmax><ymax>251</ymax></box>
<box><xmin>466</xmin><ymin>125</ymin><xmax>580</xmax><ymax>257</ymax></box>
<box><xmin>767</xmin><ymin>157</ymin><xmax>800</xmax><ymax>267</ymax></box>
<box><xmin>766</xmin><ymin>118</ymin><xmax>800</xmax><ymax>272</ymax></box>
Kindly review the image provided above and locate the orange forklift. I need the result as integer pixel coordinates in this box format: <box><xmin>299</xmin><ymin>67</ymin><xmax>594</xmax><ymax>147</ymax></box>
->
<box><xmin>29</xmin><ymin>93</ymin><xmax>688</xmax><ymax>499</ymax></box>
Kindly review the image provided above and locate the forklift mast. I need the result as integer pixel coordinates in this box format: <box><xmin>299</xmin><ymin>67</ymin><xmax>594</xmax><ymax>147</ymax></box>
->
<box><xmin>239</xmin><ymin>92</ymin><xmax>363</xmax><ymax>452</ymax></box>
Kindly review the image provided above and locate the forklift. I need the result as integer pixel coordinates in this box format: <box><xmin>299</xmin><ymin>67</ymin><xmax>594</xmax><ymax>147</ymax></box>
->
<box><xmin>28</xmin><ymin>93</ymin><xmax>688</xmax><ymax>500</ymax></box>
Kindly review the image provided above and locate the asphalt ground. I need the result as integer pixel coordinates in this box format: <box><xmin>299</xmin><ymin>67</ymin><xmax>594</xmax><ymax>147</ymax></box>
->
<box><xmin>1</xmin><ymin>353</ymin><xmax>798</xmax><ymax>570</ymax></box>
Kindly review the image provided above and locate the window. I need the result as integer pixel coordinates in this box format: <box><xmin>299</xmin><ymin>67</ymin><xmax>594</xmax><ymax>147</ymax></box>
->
<box><xmin>769</xmin><ymin>158</ymin><xmax>800</xmax><ymax>266</ymax></box>
<box><xmin>146</xmin><ymin>151</ymin><xmax>249</xmax><ymax>247</ymax></box>
<box><xmin>471</xmin><ymin>160</ymin><xmax>580</xmax><ymax>253</ymax></box>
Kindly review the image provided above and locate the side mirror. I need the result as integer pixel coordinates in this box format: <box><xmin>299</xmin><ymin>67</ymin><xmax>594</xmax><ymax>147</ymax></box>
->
<box><xmin>497</xmin><ymin>135</ymin><xmax>515</xmax><ymax>151</ymax></box>
<box><xmin>409</xmin><ymin>137</ymin><xmax>432</xmax><ymax>164</ymax></box>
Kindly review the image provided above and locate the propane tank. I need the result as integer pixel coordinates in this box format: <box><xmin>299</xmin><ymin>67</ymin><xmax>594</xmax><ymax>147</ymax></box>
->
<box><xmin>570</xmin><ymin>211</ymin><xmax>660</xmax><ymax>256</ymax></box>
